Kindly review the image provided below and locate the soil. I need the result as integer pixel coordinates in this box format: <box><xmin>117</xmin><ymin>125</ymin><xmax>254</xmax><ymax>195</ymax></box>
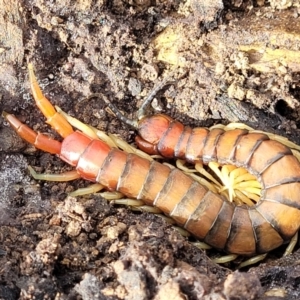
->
<box><xmin>1</xmin><ymin>0</ymin><xmax>300</xmax><ymax>299</ymax></box>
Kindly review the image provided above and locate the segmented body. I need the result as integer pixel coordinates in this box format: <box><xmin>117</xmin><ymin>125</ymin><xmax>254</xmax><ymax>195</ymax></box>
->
<box><xmin>5</xmin><ymin>64</ymin><xmax>300</xmax><ymax>257</ymax></box>
<box><xmin>132</xmin><ymin>114</ymin><xmax>300</xmax><ymax>255</ymax></box>
<box><xmin>7</xmin><ymin>111</ymin><xmax>300</xmax><ymax>257</ymax></box>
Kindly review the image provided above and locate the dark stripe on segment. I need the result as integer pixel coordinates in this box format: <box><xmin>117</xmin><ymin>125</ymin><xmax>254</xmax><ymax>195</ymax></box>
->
<box><xmin>154</xmin><ymin>168</ymin><xmax>194</xmax><ymax>215</ymax></box>
<box><xmin>225</xmin><ymin>206</ymin><xmax>256</xmax><ymax>256</ymax></box>
<box><xmin>257</xmin><ymin>152</ymin><xmax>286</xmax><ymax>175</ymax></box>
<box><xmin>96</xmin><ymin>148</ymin><xmax>128</xmax><ymax>191</ymax></box>
<box><xmin>184</xmin><ymin>191</ymin><xmax>224</xmax><ymax>240</ymax></box>
<box><xmin>137</xmin><ymin>160</ymin><xmax>171</xmax><ymax>206</ymax></box>
<box><xmin>204</xmin><ymin>200</ymin><xmax>235</xmax><ymax>250</ymax></box>
<box><xmin>202</xmin><ymin>128</ymin><xmax>225</xmax><ymax>163</ymax></box>
<box><xmin>260</xmin><ymin>155</ymin><xmax>300</xmax><ymax>189</ymax></box>
<box><xmin>76</xmin><ymin>139</ymin><xmax>98</xmax><ymax>180</ymax></box>
<box><xmin>243</xmin><ymin>139</ymin><xmax>264</xmax><ymax>171</ymax></box>
<box><xmin>157</xmin><ymin>120</ymin><xmax>184</xmax><ymax>158</ymax></box>
<box><xmin>233</xmin><ymin>133</ymin><xmax>269</xmax><ymax>170</ymax></box>
<box><xmin>247</xmin><ymin>139</ymin><xmax>292</xmax><ymax>176</ymax></box>
<box><xmin>215</xmin><ymin>129</ymin><xmax>248</xmax><ymax>164</ymax></box>
<box><xmin>62</xmin><ymin>131</ymin><xmax>93</xmax><ymax>165</ymax></box>
<box><xmin>248</xmin><ymin>207</ymin><xmax>283</xmax><ymax>253</ymax></box>
<box><xmin>174</xmin><ymin>126</ymin><xmax>192</xmax><ymax>159</ymax></box>
<box><xmin>137</xmin><ymin>114</ymin><xmax>173</xmax><ymax>147</ymax></box>
<box><xmin>262</xmin><ymin>181</ymin><xmax>300</xmax><ymax>209</ymax></box>
<box><xmin>185</xmin><ymin>127</ymin><xmax>209</xmax><ymax>162</ymax></box>
<box><xmin>264</xmin><ymin>177</ymin><xmax>300</xmax><ymax>186</ymax></box>
<box><xmin>117</xmin><ymin>154</ymin><xmax>152</xmax><ymax>199</ymax></box>
<box><xmin>169</xmin><ymin>181</ymin><xmax>208</xmax><ymax>226</ymax></box>
<box><xmin>255</xmin><ymin>200</ymin><xmax>300</xmax><ymax>240</ymax></box>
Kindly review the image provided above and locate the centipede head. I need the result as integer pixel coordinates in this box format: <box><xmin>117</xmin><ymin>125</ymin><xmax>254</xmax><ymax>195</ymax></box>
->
<box><xmin>135</xmin><ymin>114</ymin><xmax>174</xmax><ymax>154</ymax></box>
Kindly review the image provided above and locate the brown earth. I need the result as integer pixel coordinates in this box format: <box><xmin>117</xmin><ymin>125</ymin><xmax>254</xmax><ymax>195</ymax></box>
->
<box><xmin>1</xmin><ymin>0</ymin><xmax>300</xmax><ymax>299</ymax></box>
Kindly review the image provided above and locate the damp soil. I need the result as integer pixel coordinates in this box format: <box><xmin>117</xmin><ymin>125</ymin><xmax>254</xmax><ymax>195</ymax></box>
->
<box><xmin>1</xmin><ymin>0</ymin><xmax>300</xmax><ymax>299</ymax></box>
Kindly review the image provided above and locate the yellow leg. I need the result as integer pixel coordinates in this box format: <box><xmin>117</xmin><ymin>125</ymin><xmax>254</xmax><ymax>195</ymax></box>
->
<box><xmin>56</xmin><ymin>105</ymin><xmax>154</xmax><ymax>161</ymax></box>
<box><xmin>192</xmin><ymin>241</ymin><xmax>212</xmax><ymax>250</ymax></box>
<box><xmin>28</xmin><ymin>166</ymin><xmax>80</xmax><ymax>181</ymax></box>
<box><xmin>97</xmin><ymin>191</ymin><xmax>124</xmax><ymax>200</ymax></box>
<box><xmin>237</xmin><ymin>254</ymin><xmax>267</xmax><ymax>269</ymax></box>
<box><xmin>110</xmin><ymin>198</ymin><xmax>162</xmax><ymax>213</ymax></box>
<box><xmin>212</xmin><ymin>254</ymin><xmax>239</xmax><ymax>264</ymax></box>
<box><xmin>69</xmin><ymin>183</ymin><xmax>105</xmax><ymax>197</ymax></box>
<box><xmin>283</xmin><ymin>232</ymin><xmax>298</xmax><ymax>256</ymax></box>
<box><xmin>55</xmin><ymin>105</ymin><xmax>100</xmax><ymax>140</ymax></box>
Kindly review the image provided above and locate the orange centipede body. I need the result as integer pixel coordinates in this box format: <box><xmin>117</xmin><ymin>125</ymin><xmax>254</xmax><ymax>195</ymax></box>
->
<box><xmin>4</xmin><ymin>64</ymin><xmax>300</xmax><ymax>258</ymax></box>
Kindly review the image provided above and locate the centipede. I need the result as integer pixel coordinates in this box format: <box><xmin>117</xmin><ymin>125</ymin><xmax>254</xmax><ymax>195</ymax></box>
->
<box><xmin>92</xmin><ymin>79</ymin><xmax>300</xmax><ymax>261</ymax></box>
<box><xmin>4</xmin><ymin>64</ymin><xmax>300</xmax><ymax>263</ymax></box>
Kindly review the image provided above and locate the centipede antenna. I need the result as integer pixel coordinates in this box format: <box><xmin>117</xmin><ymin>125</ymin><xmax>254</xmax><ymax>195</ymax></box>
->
<box><xmin>137</xmin><ymin>73</ymin><xmax>176</xmax><ymax>120</ymax></box>
<box><xmin>86</xmin><ymin>93</ymin><xmax>138</xmax><ymax>129</ymax></box>
<box><xmin>86</xmin><ymin>69</ymin><xmax>181</xmax><ymax>127</ymax></box>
